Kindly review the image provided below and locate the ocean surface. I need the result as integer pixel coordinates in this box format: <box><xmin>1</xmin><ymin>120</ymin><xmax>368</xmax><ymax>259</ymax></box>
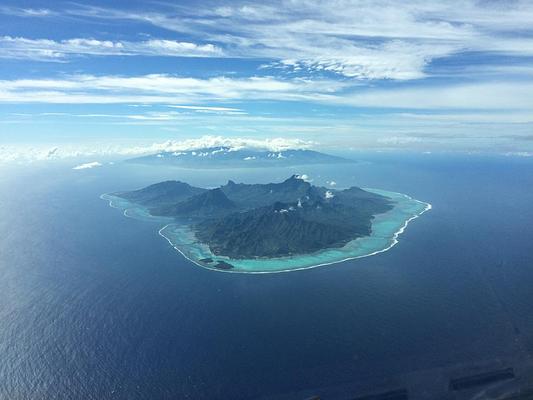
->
<box><xmin>1</xmin><ymin>153</ymin><xmax>533</xmax><ymax>399</ymax></box>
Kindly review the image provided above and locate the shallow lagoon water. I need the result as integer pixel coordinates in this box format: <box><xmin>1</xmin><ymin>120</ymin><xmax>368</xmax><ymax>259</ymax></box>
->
<box><xmin>102</xmin><ymin>188</ymin><xmax>430</xmax><ymax>273</ymax></box>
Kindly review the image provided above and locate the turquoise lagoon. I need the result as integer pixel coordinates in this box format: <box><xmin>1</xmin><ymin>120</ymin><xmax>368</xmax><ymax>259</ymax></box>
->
<box><xmin>101</xmin><ymin>189</ymin><xmax>430</xmax><ymax>273</ymax></box>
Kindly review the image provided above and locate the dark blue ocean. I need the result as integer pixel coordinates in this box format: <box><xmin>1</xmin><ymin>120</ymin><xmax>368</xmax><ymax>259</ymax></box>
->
<box><xmin>1</xmin><ymin>153</ymin><xmax>533</xmax><ymax>399</ymax></box>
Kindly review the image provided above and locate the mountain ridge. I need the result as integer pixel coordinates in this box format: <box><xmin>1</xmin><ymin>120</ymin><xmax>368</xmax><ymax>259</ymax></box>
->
<box><xmin>113</xmin><ymin>176</ymin><xmax>393</xmax><ymax>260</ymax></box>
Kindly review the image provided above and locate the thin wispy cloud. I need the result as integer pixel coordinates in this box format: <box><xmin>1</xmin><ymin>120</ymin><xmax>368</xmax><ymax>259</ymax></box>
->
<box><xmin>0</xmin><ymin>6</ymin><xmax>56</xmax><ymax>17</ymax></box>
<box><xmin>1</xmin><ymin>74</ymin><xmax>532</xmax><ymax>112</ymax></box>
<box><xmin>342</xmin><ymin>82</ymin><xmax>533</xmax><ymax>110</ymax></box>
<box><xmin>0</xmin><ymin>74</ymin><xmax>345</xmax><ymax>104</ymax></box>
<box><xmin>167</xmin><ymin>105</ymin><xmax>243</xmax><ymax>112</ymax></box>
<box><xmin>0</xmin><ymin>36</ymin><xmax>223</xmax><ymax>61</ymax></box>
<box><xmin>3</xmin><ymin>1</ymin><xmax>532</xmax><ymax>81</ymax></box>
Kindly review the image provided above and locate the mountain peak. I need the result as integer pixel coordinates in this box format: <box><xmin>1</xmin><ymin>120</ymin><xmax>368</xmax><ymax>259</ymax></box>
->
<box><xmin>203</xmin><ymin>187</ymin><xmax>232</xmax><ymax>203</ymax></box>
<box><xmin>284</xmin><ymin>174</ymin><xmax>310</xmax><ymax>183</ymax></box>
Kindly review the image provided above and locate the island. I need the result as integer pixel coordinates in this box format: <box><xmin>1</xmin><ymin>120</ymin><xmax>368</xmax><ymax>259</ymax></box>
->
<box><xmin>102</xmin><ymin>175</ymin><xmax>431</xmax><ymax>273</ymax></box>
<box><xmin>125</xmin><ymin>147</ymin><xmax>354</xmax><ymax>168</ymax></box>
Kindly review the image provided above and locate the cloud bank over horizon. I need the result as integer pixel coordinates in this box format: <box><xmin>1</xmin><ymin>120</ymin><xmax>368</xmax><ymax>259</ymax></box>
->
<box><xmin>0</xmin><ymin>135</ymin><xmax>317</xmax><ymax>164</ymax></box>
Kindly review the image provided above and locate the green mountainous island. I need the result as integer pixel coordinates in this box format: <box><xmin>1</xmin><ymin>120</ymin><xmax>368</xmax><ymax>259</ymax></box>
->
<box><xmin>103</xmin><ymin>176</ymin><xmax>431</xmax><ymax>273</ymax></box>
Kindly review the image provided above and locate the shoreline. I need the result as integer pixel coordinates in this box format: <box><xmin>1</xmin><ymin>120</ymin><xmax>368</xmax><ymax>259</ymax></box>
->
<box><xmin>101</xmin><ymin>189</ymin><xmax>432</xmax><ymax>274</ymax></box>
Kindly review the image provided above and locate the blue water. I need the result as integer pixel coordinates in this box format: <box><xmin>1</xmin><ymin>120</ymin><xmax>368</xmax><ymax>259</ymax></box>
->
<box><xmin>1</xmin><ymin>153</ymin><xmax>533</xmax><ymax>399</ymax></box>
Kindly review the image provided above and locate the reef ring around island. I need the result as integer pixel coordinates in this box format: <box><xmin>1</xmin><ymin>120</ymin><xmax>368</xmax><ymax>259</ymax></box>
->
<box><xmin>101</xmin><ymin>189</ymin><xmax>430</xmax><ymax>273</ymax></box>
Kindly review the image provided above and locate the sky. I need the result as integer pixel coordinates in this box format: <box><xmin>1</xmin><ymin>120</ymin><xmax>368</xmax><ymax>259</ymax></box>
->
<box><xmin>1</xmin><ymin>0</ymin><xmax>533</xmax><ymax>161</ymax></box>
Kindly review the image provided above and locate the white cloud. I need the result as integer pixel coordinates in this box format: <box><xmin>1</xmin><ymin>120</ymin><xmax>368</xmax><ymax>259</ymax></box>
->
<box><xmin>378</xmin><ymin>136</ymin><xmax>422</xmax><ymax>145</ymax></box>
<box><xmin>270</xmin><ymin>39</ymin><xmax>459</xmax><ymax>80</ymax></box>
<box><xmin>142</xmin><ymin>136</ymin><xmax>314</xmax><ymax>152</ymax></box>
<box><xmin>343</xmin><ymin>82</ymin><xmax>533</xmax><ymax>110</ymax></box>
<box><xmin>32</xmin><ymin>1</ymin><xmax>533</xmax><ymax>80</ymax></box>
<box><xmin>295</xmin><ymin>174</ymin><xmax>312</xmax><ymax>182</ymax></box>
<box><xmin>0</xmin><ymin>145</ymin><xmax>63</xmax><ymax>164</ymax></box>
<box><xmin>505</xmin><ymin>152</ymin><xmax>533</xmax><ymax>157</ymax></box>
<box><xmin>22</xmin><ymin>8</ymin><xmax>52</xmax><ymax>16</ymax></box>
<box><xmin>72</xmin><ymin>161</ymin><xmax>103</xmax><ymax>170</ymax></box>
<box><xmin>167</xmin><ymin>105</ymin><xmax>244</xmax><ymax>113</ymax></box>
<box><xmin>0</xmin><ymin>74</ymin><xmax>345</xmax><ymax>104</ymax></box>
<box><xmin>0</xmin><ymin>7</ymin><xmax>56</xmax><ymax>17</ymax></box>
<box><xmin>393</xmin><ymin>111</ymin><xmax>533</xmax><ymax>124</ymax></box>
<box><xmin>0</xmin><ymin>136</ymin><xmax>315</xmax><ymax>164</ymax></box>
<box><xmin>166</xmin><ymin>105</ymin><xmax>247</xmax><ymax>115</ymax></box>
<box><xmin>2</xmin><ymin>74</ymin><xmax>532</xmax><ymax>112</ymax></box>
<box><xmin>0</xmin><ymin>36</ymin><xmax>223</xmax><ymax>61</ymax></box>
